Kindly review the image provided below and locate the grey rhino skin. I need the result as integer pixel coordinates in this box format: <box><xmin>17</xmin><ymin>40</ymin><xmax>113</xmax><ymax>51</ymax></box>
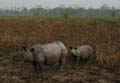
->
<box><xmin>69</xmin><ymin>45</ymin><xmax>96</xmax><ymax>64</ymax></box>
<box><xmin>23</xmin><ymin>44</ymin><xmax>42</xmax><ymax>62</ymax></box>
<box><xmin>24</xmin><ymin>41</ymin><xmax>68</xmax><ymax>73</ymax></box>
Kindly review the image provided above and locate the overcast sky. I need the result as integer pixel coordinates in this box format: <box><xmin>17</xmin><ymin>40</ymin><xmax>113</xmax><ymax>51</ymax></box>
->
<box><xmin>0</xmin><ymin>0</ymin><xmax>120</xmax><ymax>9</ymax></box>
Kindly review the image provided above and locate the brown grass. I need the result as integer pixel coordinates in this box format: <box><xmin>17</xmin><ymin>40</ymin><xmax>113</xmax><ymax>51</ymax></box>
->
<box><xmin>0</xmin><ymin>17</ymin><xmax>120</xmax><ymax>83</ymax></box>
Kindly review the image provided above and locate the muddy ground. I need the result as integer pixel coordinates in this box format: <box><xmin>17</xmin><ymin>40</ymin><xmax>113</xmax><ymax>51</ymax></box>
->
<box><xmin>0</xmin><ymin>55</ymin><xmax>119</xmax><ymax>83</ymax></box>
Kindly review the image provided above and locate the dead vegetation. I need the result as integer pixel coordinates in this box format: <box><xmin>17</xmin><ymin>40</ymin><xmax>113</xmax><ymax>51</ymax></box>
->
<box><xmin>0</xmin><ymin>17</ymin><xmax>120</xmax><ymax>83</ymax></box>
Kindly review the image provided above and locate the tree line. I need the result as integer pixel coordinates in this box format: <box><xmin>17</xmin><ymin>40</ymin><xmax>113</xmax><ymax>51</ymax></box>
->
<box><xmin>0</xmin><ymin>4</ymin><xmax>120</xmax><ymax>18</ymax></box>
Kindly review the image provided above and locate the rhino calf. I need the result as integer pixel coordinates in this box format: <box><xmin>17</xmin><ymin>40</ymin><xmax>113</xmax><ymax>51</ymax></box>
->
<box><xmin>23</xmin><ymin>41</ymin><xmax>68</xmax><ymax>73</ymax></box>
<box><xmin>69</xmin><ymin>45</ymin><xmax>96</xmax><ymax>64</ymax></box>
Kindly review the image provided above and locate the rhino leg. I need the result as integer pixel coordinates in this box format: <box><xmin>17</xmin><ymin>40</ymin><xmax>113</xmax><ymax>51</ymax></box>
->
<box><xmin>72</xmin><ymin>55</ymin><xmax>77</xmax><ymax>64</ymax></box>
<box><xmin>88</xmin><ymin>54</ymin><xmax>96</xmax><ymax>64</ymax></box>
<box><xmin>76</xmin><ymin>56</ymin><xmax>80</xmax><ymax>65</ymax></box>
<box><xmin>89</xmin><ymin>49</ymin><xmax>96</xmax><ymax>64</ymax></box>
<box><xmin>58</xmin><ymin>59</ymin><xmax>63</xmax><ymax>71</ymax></box>
<box><xmin>58</xmin><ymin>56</ymin><xmax>65</xmax><ymax>72</ymax></box>
<box><xmin>91</xmin><ymin>55</ymin><xmax>96</xmax><ymax>64</ymax></box>
<box><xmin>32</xmin><ymin>61</ymin><xmax>39</xmax><ymax>73</ymax></box>
<box><xmin>38</xmin><ymin>63</ymin><xmax>44</xmax><ymax>72</ymax></box>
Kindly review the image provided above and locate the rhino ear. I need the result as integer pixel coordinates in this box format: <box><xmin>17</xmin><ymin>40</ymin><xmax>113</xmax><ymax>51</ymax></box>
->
<box><xmin>30</xmin><ymin>48</ymin><xmax>34</xmax><ymax>52</ymax></box>
<box><xmin>23</xmin><ymin>46</ymin><xmax>27</xmax><ymax>51</ymax></box>
<box><xmin>69</xmin><ymin>46</ymin><xmax>73</xmax><ymax>49</ymax></box>
<box><xmin>23</xmin><ymin>46</ymin><xmax>28</xmax><ymax>51</ymax></box>
<box><xmin>74</xmin><ymin>47</ymin><xmax>77</xmax><ymax>49</ymax></box>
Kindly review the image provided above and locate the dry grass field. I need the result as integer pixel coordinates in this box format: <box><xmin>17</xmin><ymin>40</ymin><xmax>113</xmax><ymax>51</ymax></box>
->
<box><xmin>0</xmin><ymin>17</ymin><xmax>120</xmax><ymax>83</ymax></box>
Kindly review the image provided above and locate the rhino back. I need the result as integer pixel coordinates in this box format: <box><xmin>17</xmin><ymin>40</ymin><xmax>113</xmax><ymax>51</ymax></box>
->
<box><xmin>41</xmin><ymin>42</ymin><xmax>62</xmax><ymax>63</ymax></box>
<box><xmin>32</xmin><ymin>44</ymin><xmax>42</xmax><ymax>51</ymax></box>
<box><xmin>77</xmin><ymin>45</ymin><xmax>92</xmax><ymax>59</ymax></box>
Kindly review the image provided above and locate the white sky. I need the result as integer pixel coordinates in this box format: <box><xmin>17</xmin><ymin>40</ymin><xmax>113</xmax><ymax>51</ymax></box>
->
<box><xmin>0</xmin><ymin>0</ymin><xmax>120</xmax><ymax>9</ymax></box>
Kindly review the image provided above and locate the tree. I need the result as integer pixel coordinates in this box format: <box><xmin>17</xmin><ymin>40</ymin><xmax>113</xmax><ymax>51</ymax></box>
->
<box><xmin>62</xmin><ymin>7</ymin><xmax>73</xmax><ymax>19</ymax></box>
<box><xmin>111</xmin><ymin>6</ymin><xmax>116</xmax><ymax>18</ymax></box>
<box><xmin>100</xmin><ymin>4</ymin><xmax>111</xmax><ymax>10</ymax></box>
<box><xmin>62</xmin><ymin>11</ymin><xmax>69</xmax><ymax>19</ymax></box>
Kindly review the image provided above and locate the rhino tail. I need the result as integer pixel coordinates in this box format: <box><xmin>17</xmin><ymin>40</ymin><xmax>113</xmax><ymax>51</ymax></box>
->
<box><xmin>57</xmin><ymin>42</ymin><xmax>67</xmax><ymax>68</ymax></box>
<box><xmin>56</xmin><ymin>41</ymin><xmax>67</xmax><ymax>56</ymax></box>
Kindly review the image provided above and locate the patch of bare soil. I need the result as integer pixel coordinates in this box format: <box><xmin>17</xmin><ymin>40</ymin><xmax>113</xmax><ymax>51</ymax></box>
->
<box><xmin>0</xmin><ymin>56</ymin><xmax>119</xmax><ymax>83</ymax></box>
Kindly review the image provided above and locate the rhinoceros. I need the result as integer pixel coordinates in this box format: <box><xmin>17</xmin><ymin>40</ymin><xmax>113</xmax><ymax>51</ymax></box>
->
<box><xmin>69</xmin><ymin>45</ymin><xmax>96</xmax><ymax>64</ymax></box>
<box><xmin>23</xmin><ymin>41</ymin><xmax>68</xmax><ymax>72</ymax></box>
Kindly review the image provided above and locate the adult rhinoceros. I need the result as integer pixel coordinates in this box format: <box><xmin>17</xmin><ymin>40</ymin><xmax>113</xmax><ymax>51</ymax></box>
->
<box><xmin>23</xmin><ymin>41</ymin><xmax>68</xmax><ymax>72</ymax></box>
